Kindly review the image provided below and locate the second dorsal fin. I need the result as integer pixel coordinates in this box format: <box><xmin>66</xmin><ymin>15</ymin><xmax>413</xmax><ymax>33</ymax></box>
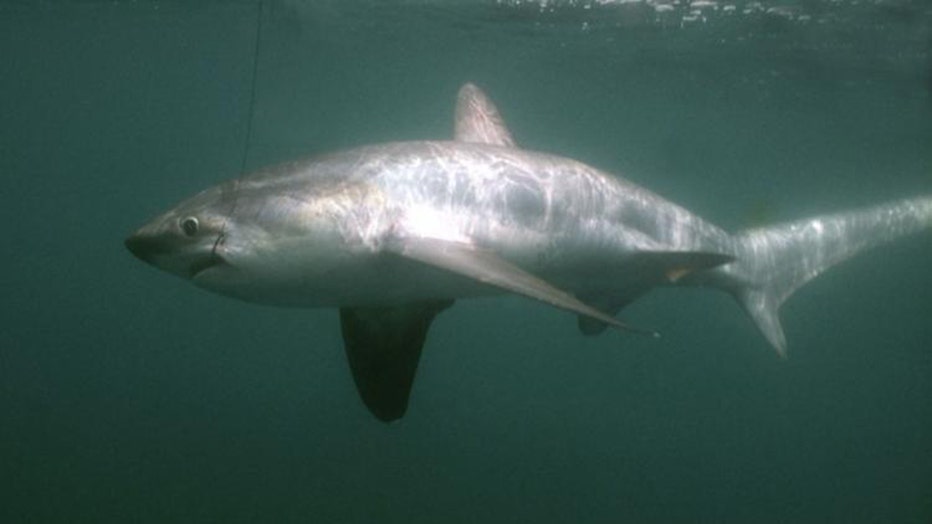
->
<box><xmin>454</xmin><ymin>83</ymin><xmax>516</xmax><ymax>147</ymax></box>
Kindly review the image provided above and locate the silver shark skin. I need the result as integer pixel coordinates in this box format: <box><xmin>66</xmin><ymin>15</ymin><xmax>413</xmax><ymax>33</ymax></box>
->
<box><xmin>126</xmin><ymin>83</ymin><xmax>932</xmax><ymax>421</ymax></box>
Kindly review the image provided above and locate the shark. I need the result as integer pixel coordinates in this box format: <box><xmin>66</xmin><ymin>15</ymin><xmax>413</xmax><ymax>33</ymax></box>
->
<box><xmin>126</xmin><ymin>83</ymin><xmax>932</xmax><ymax>421</ymax></box>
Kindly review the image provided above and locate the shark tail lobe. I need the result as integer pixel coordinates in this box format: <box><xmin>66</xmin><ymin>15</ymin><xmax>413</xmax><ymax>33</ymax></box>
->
<box><xmin>720</xmin><ymin>196</ymin><xmax>932</xmax><ymax>356</ymax></box>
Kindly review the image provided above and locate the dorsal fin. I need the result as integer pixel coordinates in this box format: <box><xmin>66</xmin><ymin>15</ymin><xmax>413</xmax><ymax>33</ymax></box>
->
<box><xmin>454</xmin><ymin>83</ymin><xmax>516</xmax><ymax>147</ymax></box>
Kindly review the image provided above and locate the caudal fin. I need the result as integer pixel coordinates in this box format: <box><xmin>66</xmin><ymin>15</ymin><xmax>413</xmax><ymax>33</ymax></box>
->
<box><xmin>720</xmin><ymin>197</ymin><xmax>932</xmax><ymax>356</ymax></box>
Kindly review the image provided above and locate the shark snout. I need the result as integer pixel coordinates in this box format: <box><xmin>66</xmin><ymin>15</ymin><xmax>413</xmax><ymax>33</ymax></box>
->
<box><xmin>125</xmin><ymin>227</ymin><xmax>228</xmax><ymax>279</ymax></box>
<box><xmin>124</xmin><ymin>232</ymin><xmax>164</xmax><ymax>265</ymax></box>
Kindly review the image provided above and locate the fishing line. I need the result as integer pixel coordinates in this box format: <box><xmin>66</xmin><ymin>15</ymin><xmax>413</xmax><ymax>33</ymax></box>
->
<box><xmin>218</xmin><ymin>0</ymin><xmax>263</xmax><ymax>249</ymax></box>
<box><xmin>239</xmin><ymin>0</ymin><xmax>264</xmax><ymax>176</ymax></box>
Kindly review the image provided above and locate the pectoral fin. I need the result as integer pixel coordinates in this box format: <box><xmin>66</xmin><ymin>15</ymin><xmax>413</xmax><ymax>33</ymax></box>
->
<box><xmin>576</xmin><ymin>291</ymin><xmax>647</xmax><ymax>336</ymax></box>
<box><xmin>394</xmin><ymin>237</ymin><xmax>658</xmax><ymax>337</ymax></box>
<box><xmin>339</xmin><ymin>299</ymin><xmax>453</xmax><ymax>422</ymax></box>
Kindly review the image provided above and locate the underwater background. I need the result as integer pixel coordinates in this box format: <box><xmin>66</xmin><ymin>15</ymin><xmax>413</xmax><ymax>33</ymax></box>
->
<box><xmin>2</xmin><ymin>0</ymin><xmax>931</xmax><ymax>522</ymax></box>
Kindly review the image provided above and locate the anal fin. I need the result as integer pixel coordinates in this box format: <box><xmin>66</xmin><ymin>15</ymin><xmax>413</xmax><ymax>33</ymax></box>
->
<box><xmin>339</xmin><ymin>299</ymin><xmax>453</xmax><ymax>422</ymax></box>
<box><xmin>631</xmin><ymin>251</ymin><xmax>735</xmax><ymax>284</ymax></box>
<box><xmin>575</xmin><ymin>251</ymin><xmax>733</xmax><ymax>336</ymax></box>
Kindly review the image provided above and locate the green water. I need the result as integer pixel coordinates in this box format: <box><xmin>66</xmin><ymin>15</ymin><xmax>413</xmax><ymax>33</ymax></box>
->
<box><xmin>2</xmin><ymin>1</ymin><xmax>930</xmax><ymax>522</ymax></box>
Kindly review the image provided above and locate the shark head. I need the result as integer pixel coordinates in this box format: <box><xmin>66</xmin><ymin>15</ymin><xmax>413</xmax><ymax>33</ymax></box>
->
<box><xmin>124</xmin><ymin>169</ymin><xmax>384</xmax><ymax>307</ymax></box>
<box><xmin>125</xmin><ymin>184</ymin><xmax>234</xmax><ymax>283</ymax></box>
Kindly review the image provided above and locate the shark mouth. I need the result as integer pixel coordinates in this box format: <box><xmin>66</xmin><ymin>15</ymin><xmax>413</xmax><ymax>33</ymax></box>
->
<box><xmin>189</xmin><ymin>232</ymin><xmax>229</xmax><ymax>278</ymax></box>
<box><xmin>188</xmin><ymin>252</ymin><xmax>227</xmax><ymax>278</ymax></box>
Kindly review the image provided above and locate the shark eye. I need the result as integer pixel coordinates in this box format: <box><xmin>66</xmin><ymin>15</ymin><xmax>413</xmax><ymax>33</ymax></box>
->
<box><xmin>180</xmin><ymin>217</ymin><xmax>199</xmax><ymax>237</ymax></box>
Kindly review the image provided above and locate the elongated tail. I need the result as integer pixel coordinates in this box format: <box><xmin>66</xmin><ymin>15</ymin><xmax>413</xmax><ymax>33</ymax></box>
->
<box><xmin>716</xmin><ymin>197</ymin><xmax>932</xmax><ymax>356</ymax></box>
